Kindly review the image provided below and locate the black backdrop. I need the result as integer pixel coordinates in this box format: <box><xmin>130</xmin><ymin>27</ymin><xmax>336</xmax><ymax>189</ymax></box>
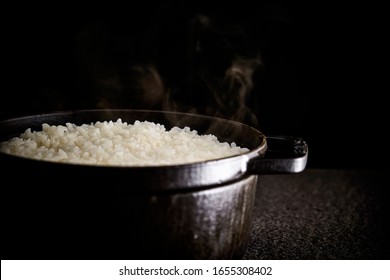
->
<box><xmin>1</xmin><ymin>0</ymin><xmax>386</xmax><ymax>169</ymax></box>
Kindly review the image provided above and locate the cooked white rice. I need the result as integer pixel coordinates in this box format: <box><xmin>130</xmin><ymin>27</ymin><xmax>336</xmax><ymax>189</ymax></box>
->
<box><xmin>0</xmin><ymin>119</ymin><xmax>249</xmax><ymax>166</ymax></box>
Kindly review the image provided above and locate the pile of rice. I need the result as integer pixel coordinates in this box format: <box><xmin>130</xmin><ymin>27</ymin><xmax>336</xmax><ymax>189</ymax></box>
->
<box><xmin>0</xmin><ymin>119</ymin><xmax>249</xmax><ymax>166</ymax></box>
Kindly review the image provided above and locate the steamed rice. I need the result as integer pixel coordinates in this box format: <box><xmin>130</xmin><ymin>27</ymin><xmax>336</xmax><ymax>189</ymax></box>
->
<box><xmin>0</xmin><ymin>119</ymin><xmax>249</xmax><ymax>166</ymax></box>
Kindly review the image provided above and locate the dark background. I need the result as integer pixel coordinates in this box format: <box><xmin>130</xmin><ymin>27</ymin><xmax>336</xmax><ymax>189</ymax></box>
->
<box><xmin>1</xmin><ymin>0</ymin><xmax>386</xmax><ymax>169</ymax></box>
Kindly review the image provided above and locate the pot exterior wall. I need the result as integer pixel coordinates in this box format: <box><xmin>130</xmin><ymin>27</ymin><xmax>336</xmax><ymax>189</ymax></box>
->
<box><xmin>2</xmin><ymin>174</ymin><xmax>258</xmax><ymax>259</ymax></box>
<box><xmin>112</xmin><ymin>175</ymin><xmax>258</xmax><ymax>259</ymax></box>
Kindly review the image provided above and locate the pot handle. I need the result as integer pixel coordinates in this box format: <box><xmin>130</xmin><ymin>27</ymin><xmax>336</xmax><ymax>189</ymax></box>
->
<box><xmin>247</xmin><ymin>135</ymin><xmax>308</xmax><ymax>174</ymax></box>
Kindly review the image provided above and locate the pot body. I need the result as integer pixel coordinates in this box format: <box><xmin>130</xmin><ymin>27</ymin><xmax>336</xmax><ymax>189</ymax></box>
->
<box><xmin>2</xmin><ymin>170</ymin><xmax>257</xmax><ymax>259</ymax></box>
<box><xmin>1</xmin><ymin>110</ymin><xmax>307</xmax><ymax>259</ymax></box>
<box><xmin>113</xmin><ymin>175</ymin><xmax>258</xmax><ymax>259</ymax></box>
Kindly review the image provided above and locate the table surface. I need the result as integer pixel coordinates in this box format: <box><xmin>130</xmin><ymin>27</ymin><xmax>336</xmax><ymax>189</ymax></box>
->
<box><xmin>242</xmin><ymin>169</ymin><xmax>389</xmax><ymax>260</ymax></box>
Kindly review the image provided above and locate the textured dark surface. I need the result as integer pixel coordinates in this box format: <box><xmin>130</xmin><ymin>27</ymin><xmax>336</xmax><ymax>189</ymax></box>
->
<box><xmin>243</xmin><ymin>169</ymin><xmax>389</xmax><ymax>259</ymax></box>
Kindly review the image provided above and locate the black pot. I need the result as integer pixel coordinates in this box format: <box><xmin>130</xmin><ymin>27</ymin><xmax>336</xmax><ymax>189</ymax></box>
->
<box><xmin>0</xmin><ymin>110</ymin><xmax>308</xmax><ymax>259</ymax></box>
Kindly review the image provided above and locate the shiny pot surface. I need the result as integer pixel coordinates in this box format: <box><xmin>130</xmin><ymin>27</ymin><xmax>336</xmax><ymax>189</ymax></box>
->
<box><xmin>0</xmin><ymin>110</ymin><xmax>307</xmax><ymax>259</ymax></box>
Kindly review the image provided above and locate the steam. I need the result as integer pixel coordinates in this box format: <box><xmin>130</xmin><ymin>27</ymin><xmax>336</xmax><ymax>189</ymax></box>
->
<box><xmin>128</xmin><ymin>65</ymin><xmax>165</xmax><ymax>108</ymax></box>
<box><xmin>79</xmin><ymin>14</ymin><xmax>261</xmax><ymax>126</ymax></box>
<box><xmin>220</xmin><ymin>55</ymin><xmax>261</xmax><ymax>126</ymax></box>
<box><xmin>161</xmin><ymin>14</ymin><xmax>262</xmax><ymax>126</ymax></box>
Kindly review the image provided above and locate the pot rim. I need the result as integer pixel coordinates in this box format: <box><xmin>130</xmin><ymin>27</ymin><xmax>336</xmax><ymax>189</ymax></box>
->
<box><xmin>0</xmin><ymin>109</ymin><xmax>267</xmax><ymax>169</ymax></box>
